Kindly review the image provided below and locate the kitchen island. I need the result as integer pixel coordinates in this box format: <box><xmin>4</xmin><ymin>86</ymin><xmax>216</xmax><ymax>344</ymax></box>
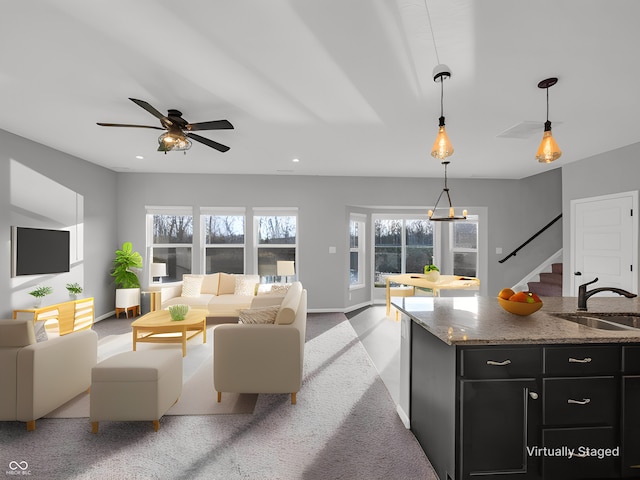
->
<box><xmin>395</xmin><ymin>296</ymin><xmax>640</xmax><ymax>480</ymax></box>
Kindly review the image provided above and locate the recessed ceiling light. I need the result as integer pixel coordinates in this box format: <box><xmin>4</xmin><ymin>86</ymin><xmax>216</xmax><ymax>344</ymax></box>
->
<box><xmin>135</xmin><ymin>155</ymin><xmax>144</xmax><ymax>160</ymax></box>
<box><xmin>292</xmin><ymin>158</ymin><xmax>300</xmax><ymax>163</ymax></box>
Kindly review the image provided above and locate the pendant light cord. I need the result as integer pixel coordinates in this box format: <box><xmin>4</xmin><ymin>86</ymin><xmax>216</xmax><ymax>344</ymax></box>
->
<box><xmin>424</xmin><ymin>0</ymin><xmax>440</xmax><ymax>65</ymax></box>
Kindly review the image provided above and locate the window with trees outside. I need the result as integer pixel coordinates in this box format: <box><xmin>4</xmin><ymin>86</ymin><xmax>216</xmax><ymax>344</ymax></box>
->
<box><xmin>449</xmin><ymin>216</ymin><xmax>478</xmax><ymax>277</ymax></box>
<box><xmin>350</xmin><ymin>215</ymin><xmax>365</xmax><ymax>287</ymax></box>
<box><xmin>202</xmin><ymin>210</ymin><xmax>245</xmax><ymax>274</ymax></box>
<box><xmin>373</xmin><ymin>216</ymin><xmax>434</xmax><ymax>286</ymax></box>
<box><xmin>147</xmin><ymin>209</ymin><xmax>193</xmax><ymax>283</ymax></box>
<box><xmin>255</xmin><ymin>210</ymin><xmax>297</xmax><ymax>282</ymax></box>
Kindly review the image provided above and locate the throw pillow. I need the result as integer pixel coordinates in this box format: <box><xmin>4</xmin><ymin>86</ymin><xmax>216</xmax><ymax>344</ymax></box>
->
<box><xmin>235</xmin><ymin>276</ymin><xmax>257</xmax><ymax>297</ymax></box>
<box><xmin>182</xmin><ymin>276</ymin><xmax>203</xmax><ymax>297</ymax></box>
<box><xmin>239</xmin><ymin>305</ymin><xmax>280</xmax><ymax>324</ymax></box>
<box><xmin>34</xmin><ymin>321</ymin><xmax>48</xmax><ymax>342</ymax></box>
<box><xmin>270</xmin><ymin>284</ymin><xmax>290</xmax><ymax>295</ymax></box>
<box><xmin>217</xmin><ymin>273</ymin><xmax>236</xmax><ymax>295</ymax></box>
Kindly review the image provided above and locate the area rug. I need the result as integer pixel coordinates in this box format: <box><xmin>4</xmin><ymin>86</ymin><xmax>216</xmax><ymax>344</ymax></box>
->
<box><xmin>45</xmin><ymin>326</ymin><xmax>257</xmax><ymax>418</ymax></box>
<box><xmin>2</xmin><ymin>315</ymin><xmax>437</xmax><ymax>479</ymax></box>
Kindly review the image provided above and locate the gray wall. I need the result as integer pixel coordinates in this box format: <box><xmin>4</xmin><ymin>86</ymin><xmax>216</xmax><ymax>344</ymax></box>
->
<box><xmin>562</xmin><ymin>141</ymin><xmax>640</xmax><ymax>294</ymax></box>
<box><xmin>1</xmin><ymin>129</ymin><xmax>117</xmax><ymax>318</ymax></box>
<box><xmin>117</xmin><ymin>168</ymin><xmax>563</xmax><ymax>310</ymax></box>
<box><xmin>0</xmin><ymin>126</ymin><xmax>566</xmax><ymax>315</ymax></box>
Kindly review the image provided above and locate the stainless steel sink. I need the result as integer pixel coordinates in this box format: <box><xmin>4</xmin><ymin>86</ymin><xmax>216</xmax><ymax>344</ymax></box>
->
<box><xmin>552</xmin><ymin>312</ymin><xmax>640</xmax><ymax>331</ymax></box>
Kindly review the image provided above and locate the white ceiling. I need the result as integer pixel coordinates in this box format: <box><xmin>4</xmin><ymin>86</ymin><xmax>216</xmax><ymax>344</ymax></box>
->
<box><xmin>1</xmin><ymin>0</ymin><xmax>639</xmax><ymax>179</ymax></box>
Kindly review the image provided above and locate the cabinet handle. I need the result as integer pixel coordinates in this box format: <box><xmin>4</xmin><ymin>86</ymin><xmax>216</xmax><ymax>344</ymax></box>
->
<box><xmin>486</xmin><ymin>360</ymin><xmax>511</xmax><ymax>366</ymax></box>
<box><xmin>568</xmin><ymin>357</ymin><xmax>592</xmax><ymax>363</ymax></box>
<box><xmin>567</xmin><ymin>398</ymin><xmax>591</xmax><ymax>405</ymax></box>
<box><xmin>529</xmin><ymin>392</ymin><xmax>539</xmax><ymax>400</ymax></box>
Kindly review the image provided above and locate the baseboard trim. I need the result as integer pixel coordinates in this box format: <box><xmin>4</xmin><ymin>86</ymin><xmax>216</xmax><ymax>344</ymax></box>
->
<box><xmin>397</xmin><ymin>405</ymin><xmax>410</xmax><ymax>429</ymax></box>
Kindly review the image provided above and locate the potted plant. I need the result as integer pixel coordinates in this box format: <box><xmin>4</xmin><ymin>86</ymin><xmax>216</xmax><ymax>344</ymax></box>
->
<box><xmin>66</xmin><ymin>282</ymin><xmax>83</xmax><ymax>300</ymax></box>
<box><xmin>423</xmin><ymin>263</ymin><xmax>440</xmax><ymax>282</ymax></box>
<box><xmin>28</xmin><ymin>285</ymin><xmax>53</xmax><ymax>307</ymax></box>
<box><xmin>111</xmin><ymin>242</ymin><xmax>143</xmax><ymax>318</ymax></box>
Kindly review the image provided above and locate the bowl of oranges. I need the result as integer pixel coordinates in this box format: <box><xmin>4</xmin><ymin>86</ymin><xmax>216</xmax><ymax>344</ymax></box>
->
<box><xmin>497</xmin><ymin>288</ymin><xmax>543</xmax><ymax>316</ymax></box>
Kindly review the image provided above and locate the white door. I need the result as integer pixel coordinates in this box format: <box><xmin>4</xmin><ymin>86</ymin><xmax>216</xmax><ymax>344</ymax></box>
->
<box><xmin>571</xmin><ymin>191</ymin><xmax>638</xmax><ymax>296</ymax></box>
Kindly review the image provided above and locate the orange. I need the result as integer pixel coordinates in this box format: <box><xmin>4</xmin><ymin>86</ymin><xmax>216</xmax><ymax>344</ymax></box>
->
<box><xmin>498</xmin><ymin>288</ymin><xmax>515</xmax><ymax>300</ymax></box>
<box><xmin>509</xmin><ymin>291</ymin><xmax>541</xmax><ymax>303</ymax></box>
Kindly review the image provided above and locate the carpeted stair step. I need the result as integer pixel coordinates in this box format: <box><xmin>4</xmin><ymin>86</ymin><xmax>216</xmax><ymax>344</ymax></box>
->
<box><xmin>539</xmin><ymin>272</ymin><xmax>562</xmax><ymax>285</ymax></box>
<box><xmin>527</xmin><ymin>262</ymin><xmax>563</xmax><ymax>296</ymax></box>
<box><xmin>527</xmin><ymin>281</ymin><xmax>562</xmax><ymax>297</ymax></box>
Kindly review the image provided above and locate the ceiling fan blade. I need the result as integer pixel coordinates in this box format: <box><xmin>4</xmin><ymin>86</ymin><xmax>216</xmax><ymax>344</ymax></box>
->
<box><xmin>186</xmin><ymin>120</ymin><xmax>234</xmax><ymax>131</ymax></box>
<box><xmin>187</xmin><ymin>133</ymin><xmax>230</xmax><ymax>152</ymax></box>
<box><xmin>128</xmin><ymin>98</ymin><xmax>166</xmax><ymax>121</ymax></box>
<box><xmin>97</xmin><ymin>122</ymin><xmax>164</xmax><ymax>130</ymax></box>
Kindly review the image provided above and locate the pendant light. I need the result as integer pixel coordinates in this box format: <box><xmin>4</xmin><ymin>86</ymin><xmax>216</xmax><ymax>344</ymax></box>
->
<box><xmin>535</xmin><ymin>77</ymin><xmax>562</xmax><ymax>163</ymax></box>
<box><xmin>428</xmin><ymin>161</ymin><xmax>467</xmax><ymax>221</ymax></box>
<box><xmin>431</xmin><ymin>64</ymin><xmax>454</xmax><ymax>160</ymax></box>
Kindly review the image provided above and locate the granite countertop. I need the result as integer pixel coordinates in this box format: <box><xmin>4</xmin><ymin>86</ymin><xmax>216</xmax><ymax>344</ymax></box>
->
<box><xmin>395</xmin><ymin>296</ymin><xmax>640</xmax><ymax>346</ymax></box>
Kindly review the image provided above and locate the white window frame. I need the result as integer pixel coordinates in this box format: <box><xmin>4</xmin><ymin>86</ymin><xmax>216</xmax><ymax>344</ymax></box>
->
<box><xmin>449</xmin><ymin>215</ymin><xmax>479</xmax><ymax>277</ymax></box>
<box><xmin>253</xmin><ymin>207</ymin><xmax>298</xmax><ymax>281</ymax></box>
<box><xmin>146</xmin><ymin>206</ymin><xmax>194</xmax><ymax>284</ymax></box>
<box><xmin>350</xmin><ymin>214</ymin><xmax>366</xmax><ymax>289</ymax></box>
<box><xmin>200</xmin><ymin>207</ymin><xmax>246</xmax><ymax>274</ymax></box>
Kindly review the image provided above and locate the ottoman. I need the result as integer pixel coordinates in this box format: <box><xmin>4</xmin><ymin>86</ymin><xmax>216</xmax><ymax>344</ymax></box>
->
<box><xmin>90</xmin><ymin>349</ymin><xmax>182</xmax><ymax>432</ymax></box>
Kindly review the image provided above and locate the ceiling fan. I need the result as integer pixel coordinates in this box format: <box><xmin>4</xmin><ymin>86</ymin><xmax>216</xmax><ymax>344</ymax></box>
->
<box><xmin>97</xmin><ymin>98</ymin><xmax>233</xmax><ymax>153</ymax></box>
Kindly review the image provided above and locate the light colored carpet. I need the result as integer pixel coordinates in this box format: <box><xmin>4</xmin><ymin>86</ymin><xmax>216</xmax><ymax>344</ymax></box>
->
<box><xmin>46</xmin><ymin>326</ymin><xmax>257</xmax><ymax>417</ymax></box>
<box><xmin>1</xmin><ymin>315</ymin><xmax>437</xmax><ymax>480</ymax></box>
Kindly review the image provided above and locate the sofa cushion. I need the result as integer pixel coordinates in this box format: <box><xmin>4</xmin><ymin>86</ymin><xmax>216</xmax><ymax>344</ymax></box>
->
<box><xmin>239</xmin><ymin>305</ymin><xmax>280</xmax><ymax>324</ymax></box>
<box><xmin>182</xmin><ymin>275</ymin><xmax>204</xmax><ymax>297</ymax></box>
<box><xmin>250</xmin><ymin>293</ymin><xmax>286</xmax><ymax>309</ymax></box>
<box><xmin>0</xmin><ymin>319</ymin><xmax>36</xmax><ymax>347</ymax></box>
<box><xmin>235</xmin><ymin>275</ymin><xmax>260</xmax><ymax>297</ymax></box>
<box><xmin>270</xmin><ymin>284</ymin><xmax>291</xmax><ymax>295</ymax></box>
<box><xmin>201</xmin><ymin>273</ymin><xmax>220</xmax><ymax>295</ymax></box>
<box><xmin>164</xmin><ymin>294</ymin><xmax>214</xmax><ymax>308</ymax></box>
<box><xmin>275</xmin><ymin>282</ymin><xmax>303</xmax><ymax>325</ymax></box>
<box><xmin>218</xmin><ymin>273</ymin><xmax>236</xmax><ymax>295</ymax></box>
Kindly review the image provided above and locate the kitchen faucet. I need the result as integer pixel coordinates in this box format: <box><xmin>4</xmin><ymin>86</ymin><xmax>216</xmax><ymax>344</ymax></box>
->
<box><xmin>577</xmin><ymin>277</ymin><xmax>637</xmax><ymax>311</ymax></box>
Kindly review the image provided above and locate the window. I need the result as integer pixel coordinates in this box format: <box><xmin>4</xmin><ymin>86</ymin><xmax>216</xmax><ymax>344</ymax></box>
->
<box><xmin>254</xmin><ymin>210</ymin><xmax>297</xmax><ymax>282</ymax></box>
<box><xmin>202</xmin><ymin>211</ymin><xmax>245</xmax><ymax>274</ymax></box>
<box><xmin>450</xmin><ymin>216</ymin><xmax>478</xmax><ymax>277</ymax></box>
<box><xmin>147</xmin><ymin>208</ymin><xmax>193</xmax><ymax>283</ymax></box>
<box><xmin>350</xmin><ymin>215</ymin><xmax>365</xmax><ymax>287</ymax></box>
<box><xmin>373</xmin><ymin>216</ymin><xmax>433</xmax><ymax>285</ymax></box>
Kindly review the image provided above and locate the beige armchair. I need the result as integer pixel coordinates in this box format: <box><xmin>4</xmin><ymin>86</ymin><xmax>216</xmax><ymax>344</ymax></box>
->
<box><xmin>214</xmin><ymin>284</ymin><xmax>307</xmax><ymax>404</ymax></box>
<box><xmin>0</xmin><ymin>319</ymin><xmax>98</xmax><ymax>430</ymax></box>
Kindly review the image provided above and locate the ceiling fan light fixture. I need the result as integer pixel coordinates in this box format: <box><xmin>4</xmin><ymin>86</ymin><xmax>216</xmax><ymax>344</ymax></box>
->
<box><xmin>158</xmin><ymin>132</ymin><xmax>191</xmax><ymax>152</ymax></box>
<box><xmin>536</xmin><ymin>77</ymin><xmax>562</xmax><ymax>163</ymax></box>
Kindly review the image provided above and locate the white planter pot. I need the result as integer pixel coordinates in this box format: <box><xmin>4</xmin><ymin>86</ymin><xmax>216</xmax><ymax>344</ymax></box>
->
<box><xmin>424</xmin><ymin>271</ymin><xmax>440</xmax><ymax>283</ymax></box>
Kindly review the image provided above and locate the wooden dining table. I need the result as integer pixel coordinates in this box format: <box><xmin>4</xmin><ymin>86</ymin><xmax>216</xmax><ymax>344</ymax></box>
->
<box><xmin>385</xmin><ymin>274</ymin><xmax>480</xmax><ymax>315</ymax></box>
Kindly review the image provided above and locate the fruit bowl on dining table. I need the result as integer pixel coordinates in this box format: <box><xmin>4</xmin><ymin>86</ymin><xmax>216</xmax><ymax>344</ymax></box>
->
<box><xmin>497</xmin><ymin>288</ymin><xmax>543</xmax><ymax>316</ymax></box>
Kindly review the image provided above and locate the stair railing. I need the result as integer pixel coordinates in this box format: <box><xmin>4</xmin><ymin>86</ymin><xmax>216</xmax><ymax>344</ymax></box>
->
<box><xmin>498</xmin><ymin>213</ymin><xmax>562</xmax><ymax>264</ymax></box>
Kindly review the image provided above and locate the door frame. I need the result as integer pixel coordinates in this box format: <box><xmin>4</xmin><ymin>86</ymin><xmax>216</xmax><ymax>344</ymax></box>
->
<box><xmin>569</xmin><ymin>190</ymin><xmax>638</xmax><ymax>296</ymax></box>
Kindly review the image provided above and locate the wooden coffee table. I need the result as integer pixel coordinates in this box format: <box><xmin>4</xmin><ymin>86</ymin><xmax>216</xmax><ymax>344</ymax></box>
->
<box><xmin>131</xmin><ymin>309</ymin><xmax>207</xmax><ymax>357</ymax></box>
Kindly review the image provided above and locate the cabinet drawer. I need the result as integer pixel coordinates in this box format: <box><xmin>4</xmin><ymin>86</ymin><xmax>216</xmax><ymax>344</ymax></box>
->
<box><xmin>543</xmin><ymin>345</ymin><xmax>619</xmax><ymax>376</ymax></box>
<box><xmin>541</xmin><ymin>426</ymin><xmax>619</xmax><ymax>479</ymax></box>
<box><xmin>460</xmin><ymin>347</ymin><xmax>541</xmax><ymax>379</ymax></box>
<box><xmin>543</xmin><ymin>376</ymin><xmax>617</xmax><ymax>426</ymax></box>
<box><xmin>622</xmin><ymin>346</ymin><xmax>640</xmax><ymax>373</ymax></box>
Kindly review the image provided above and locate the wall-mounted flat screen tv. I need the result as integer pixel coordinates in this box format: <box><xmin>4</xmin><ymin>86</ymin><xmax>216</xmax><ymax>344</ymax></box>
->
<box><xmin>12</xmin><ymin>226</ymin><xmax>70</xmax><ymax>276</ymax></box>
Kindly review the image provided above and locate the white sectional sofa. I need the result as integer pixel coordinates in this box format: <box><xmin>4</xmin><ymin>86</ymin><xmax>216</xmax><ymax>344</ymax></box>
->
<box><xmin>159</xmin><ymin>273</ymin><xmax>287</xmax><ymax>316</ymax></box>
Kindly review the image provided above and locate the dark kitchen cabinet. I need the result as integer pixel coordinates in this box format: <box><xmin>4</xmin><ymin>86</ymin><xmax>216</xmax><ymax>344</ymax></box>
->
<box><xmin>409</xmin><ymin>319</ymin><xmax>640</xmax><ymax>480</ymax></box>
<box><xmin>461</xmin><ymin>378</ymin><xmax>540</xmax><ymax>478</ymax></box>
